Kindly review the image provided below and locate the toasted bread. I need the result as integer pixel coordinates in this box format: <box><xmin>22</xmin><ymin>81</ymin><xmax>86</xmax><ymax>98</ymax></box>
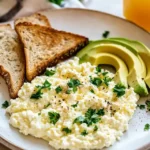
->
<box><xmin>0</xmin><ymin>24</ymin><xmax>25</xmax><ymax>98</ymax></box>
<box><xmin>16</xmin><ymin>22</ymin><xmax>89</xmax><ymax>81</ymax></box>
<box><xmin>15</xmin><ymin>13</ymin><xmax>51</xmax><ymax>27</ymax></box>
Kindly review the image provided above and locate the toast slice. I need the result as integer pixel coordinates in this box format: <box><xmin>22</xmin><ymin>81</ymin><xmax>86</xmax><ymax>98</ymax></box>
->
<box><xmin>16</xmin><ymin>23</ymin><xmax>89</xmax><ymax>81</ymax></box>
<box><xmin>15</xmin><ymin>13</ymin><xmax>51</xmax><ymax>27</ymax></box>
<box><xmin>0</xmin><ymin>24</ymin><xmax>25</xmax><ymax>98</ymax></box>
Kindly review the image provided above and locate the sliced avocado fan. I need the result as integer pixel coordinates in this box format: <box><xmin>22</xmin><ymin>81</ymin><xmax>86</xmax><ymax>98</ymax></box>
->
<box><xmin>109</xmin><ymin>37</ymin><xmax>150</xmax><ymax>88</ymax></box>
<box><xmin>77</xmin><ymin>41</ymin><xmax>148</xmax><ymax>96</ymax></box>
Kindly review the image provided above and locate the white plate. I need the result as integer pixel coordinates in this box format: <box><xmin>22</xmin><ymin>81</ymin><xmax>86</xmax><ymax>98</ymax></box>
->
<box><xmin>1</xmin><ymin>8</ymin><xmax>150</xmax><ymax>150</ymax></box>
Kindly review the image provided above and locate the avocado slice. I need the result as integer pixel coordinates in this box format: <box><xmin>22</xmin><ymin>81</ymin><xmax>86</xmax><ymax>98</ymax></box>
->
<box><xmin>77</xmin><ymin>43</ymin><xmax>148</xmax><ymax>96</ymax></box>
<box><xmin>86</xmin><ymin>52</ymin><xmax>128</xmax><ymax>87</ymax></box>
<box><xmin>77</xmin><ymin>39</ymin><xmax>146</xmax><ymax>78</ymax></box>
<box><xmin>109</xmin><ymin>37</ymin><xmax>150</xmax><ymax>88</ymax></box>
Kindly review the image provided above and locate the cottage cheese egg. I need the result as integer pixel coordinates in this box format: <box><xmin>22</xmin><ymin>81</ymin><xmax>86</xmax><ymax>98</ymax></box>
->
<box><xmin>7</xmin><ymin>57</ymin><xmax>139</xmax><ymax>150</ymax></box>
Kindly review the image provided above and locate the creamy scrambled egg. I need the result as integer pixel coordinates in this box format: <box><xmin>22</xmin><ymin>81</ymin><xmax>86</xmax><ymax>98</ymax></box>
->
<box><xmin>7</xmin><ymin>57</ymin><xmax>139</xmax><ymax>150</ymax></box>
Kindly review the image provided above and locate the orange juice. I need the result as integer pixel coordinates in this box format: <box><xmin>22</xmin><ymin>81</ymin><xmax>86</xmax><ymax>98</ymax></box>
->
<box><xmin>123</xmin><ymin>0</ymin><xmax>150</xmax><ymax>32</ymax></box>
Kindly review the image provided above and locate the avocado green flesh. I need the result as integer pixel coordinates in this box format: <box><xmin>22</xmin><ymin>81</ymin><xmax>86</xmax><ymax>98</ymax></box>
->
<box><xmin>109</xmin><ymin>38</ymin><xmax>150</xmax><ymax>88</ymax></box>
<box><xmin>77</xmin><ymin>39</ymin><xmax>146</xmax><ymax>78</ymax></box>
<box><xmin>86</xmin><ymin>52</ymin><xmax>128</xmax><ymax>87</ymax></box>
<box><xmin>77</xmin><ymin>43</ymin><xmax>148</xmax><ymax>96</ymax></box>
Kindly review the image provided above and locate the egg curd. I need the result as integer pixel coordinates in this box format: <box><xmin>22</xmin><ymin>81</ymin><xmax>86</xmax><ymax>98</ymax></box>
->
<box><xmin>7</xmin><ymin>57</ymin><xmax>139</xmax><ymax>150</ymax></box>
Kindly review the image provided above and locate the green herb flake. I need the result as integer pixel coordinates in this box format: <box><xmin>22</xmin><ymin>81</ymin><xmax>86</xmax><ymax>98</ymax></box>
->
<box><xmin>93</xmin><ymin>125</ymin><xmax>98</xmax><ymax>132</ymax></box>
<box><xmin>45</xmin><ymin>69</ymin><xmax>56</xmax><ymax>76</ymax></box>
<box><xmin>73</xmin><ymin>116</ymin><xmax>85</xmax><ymax>124</ymax></box>
<box><xmin>67</xmin><ymin>79</ymin><xmax>81</xmax><ymax>92</ymax></box>
<box><xmin>90</xmin><ymin>76</ymin><xmax>102</xmax><ymax>87</ymax></box>
<box><xmin>146</xmin><ymin>100</ymin><xmax>150</xmax><ymax>111</ymax></box>
<box><xmin>81</xmin><ymin>130</ymin><xmax>88</xmax><ymax>136</ymax></box>
<box><xmin>113</xmin><ymin>83</ymin><xmax>126</xmax><ymax>97</ymax></box>
<box><xmin>71</xmin><ymin>102</ymin><xmax>79</xmax><ymax>108</ymax></box>
<box><xmin>66</xmin><ymin>89</ymin><xmax>71</xmax><ymax>94</ymax></box>
<box><xmin>137</xmin><ymin>104</ymin><xmax>145</xmax><ymax>110</ymax></box>
<box><xmin>2</xmin><ymin>101</ymin><xmax>9</xmax><ymax>108</ymax></box>
<box><xmin>62</xmin><ymin>127</ymin><xmax>72</xmax><ymax>134</ymax></box>
<box><xmin>48</xmin><ymin>0</ymin><xmax>63</xmax><ymax>6</ymax></box>
<box><xmin>102</xmin><ymin>31</ymin><xmax>110</xmax><ymax>38</ymax></box>
<box><xmin>31</xmin><ymin>89</ymin><xmax>43</xmax><ymax>99</ymax></box>
<box><xmin>96</xmin><ymin>65</ymin><xmax>101</xmax><ymax>73</ymax></box>
<box><xmin>44</xmin><ymin>103</ymin><xmax>51</xmax><ymax>109</ymax></box>
<box><xmin>48</xmin><ymin>111</ymin><xmax>60</xmax><ymax>125</ymax></box>
<box><xmin>103</xmin><ymin>76</ymin><xmax>112</xmax><ymax>86</ymax></box>
<box><xmin>97</xmin><ymin>108</ymin><xmax>105</xmax><ymax>116</ymax></box>
<box><xmin>144</xmin><ymin>124</ymin><xmax>150</xmax><ymax>131</ymax></box>
<box><xmin>102</xmin><ymin>71</ymin><xmax>108</xmax><ymax>76</ymax></box>
<box><xmin>55</xmin><ymin>86</ymin><xmax>62</xmax><ymax>93</ymax></box>
<box><xmin>43</xmin><ymin>80</ymin><xmax>51</xmax><ymax>89</ymax></box>
<box><xmin>38</xmin><ymin>112</ymin><xmax>41</xmax><ymax>116</ymax></box>
<box><xmin>90</xmin><ymin>89</ymin><xmax>95</xmax><ymax>94</ymax></box>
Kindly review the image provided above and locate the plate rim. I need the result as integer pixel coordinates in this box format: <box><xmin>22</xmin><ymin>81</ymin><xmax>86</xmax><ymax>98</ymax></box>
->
<box><xmin>1</xmin><ymin>7</ymin><xmax>150</xmax><ymax>150</ymax></box>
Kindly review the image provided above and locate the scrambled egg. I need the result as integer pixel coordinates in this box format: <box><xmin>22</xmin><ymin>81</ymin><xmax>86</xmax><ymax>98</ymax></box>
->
<box><xmin>7</xmin><ymin>57</ymin><xmax>139</xmax><ymax>150</ymax></box>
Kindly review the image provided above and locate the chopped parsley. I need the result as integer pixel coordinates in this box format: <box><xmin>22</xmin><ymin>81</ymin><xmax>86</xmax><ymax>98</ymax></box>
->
<box><xmin>66</xmin><ymin>89</ymin><xmax>71</xmax><ymax>94</ymax></box>
<box><xmin>44</xmin><ymin>103</ymin><xmax>51</xmax><ymax>109</ymax></box>
<box><xmin>31</xmin><ymin>80</ymin><xmax>51</xmax><ymax>99</ymax></box>
<box><xmin>102</xmin><ymin>71</ymin><xmax>108</xmax><ymax>76</ymax></box>
<box><xmin>55</xmin><ymin>86</ymin><xmax>62</xmax><ymax>93</ymax></box>
<box><xmin>71</xmin><ymin>102</ymin><xmax>79</xmax><ymax>108</ymax></box>
<box><xmin>62</xmin><ymin>127</ymin><xmax>72</xmax><ymax>134</ymax></box>
<box><xmin>67</xmin><ymin>79</ymin><xmax>81</xmax><ymax>92</ymax></box>
<box><xmin>102</xmin><ymin>31</ymin><xmax>110</xmax><ymax>38</ymax></box>
<box><xmin>96</xmin><ymin>65</ymin><xmax>101</xmax><ymax>73</ymax></box>
<box><xmin>137</xmin><ymin>104</ymin><xmax>145</xmax><ymax>110</ymax></box>
<box><xmin>90</xmin><ymin>76</ymin><xmax>102</xmax><ymax>87</ymax></box>
<box><xmin>45</xmin><ymin>69</ymin><xmax>55</xmax><ymax>76</ymax></box>
<box><xmin>48</xmin><ymin>0</ymin><xmax>63</xmax><ymax>6</ymax></box>
<box><xmin>81</xmin><ymin>130</ymin><xmax>88</xmax><ymax>136</ymax></box>
<box><xmin>73</xmin><ymin>116</ymin><xmax>85</xmax><ymax>124</ymax></box>
<box><xmin>38</xmin><ymin>112</ymin><xmax>41</xmax><ymax>116</ymax></box>
<box><xmin>103</xmin><ymin>76</ymin><xmax>112</xmax><ymax>86</ymax></box>
<box><xmin>113</xmin><ymin>83</ymin><xmax>126</xmax><ymax>97</ymax></box>
<box><xmin>73</xmin><ymin>108</ymin><xmax>104</xmax><ymax>126</ymax></box>
<box><xmin>93</xmin><ymin>125</ymin><xmax>98</xmax><ymax>132</ymax></box>
<box><xmin>144</xmin><ymin>124</ymin><xmax>150</xmax><ymax>131</ymax></box>
<box><xmin>48</xmin><ymin>111</ymin><xmax>60</xmax><ymax>125</ymax></box>
<box><xmin>145</xmin><ymin>100</ymin><xmax>150</xmax><ymax>111</ymax></box>
<box><xmin>2</xmin><ymin>101</ymin><xmax>9</xmax><ymax>108</ymax></box>
<box><xmin>90</xmin><ymin>89</ymin><xmax>95</xmax><ymax>94</ymax></box>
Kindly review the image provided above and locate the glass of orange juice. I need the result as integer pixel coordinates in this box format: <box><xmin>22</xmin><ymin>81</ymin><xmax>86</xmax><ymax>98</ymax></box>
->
<box><xmin>123</xmin><ymin>0</ymin><xmax>150</xmax><ymax>32</ymax></box>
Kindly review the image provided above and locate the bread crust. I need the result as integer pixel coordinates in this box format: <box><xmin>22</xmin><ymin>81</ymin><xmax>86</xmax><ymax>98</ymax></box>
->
<box><xmin>16</xmin><ymin>22</ymin><xmax>89</xmax><ymax>81</ymax></box>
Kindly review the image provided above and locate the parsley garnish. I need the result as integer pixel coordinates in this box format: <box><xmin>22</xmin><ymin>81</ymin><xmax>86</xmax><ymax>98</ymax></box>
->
<box><xmin>62</xmin><ymin>127</ymin><xmax>72</xmax><ymax>134</ymax></box>
<box><xmin>71</xmin><ymin>102</ymin><xmax>79</xmax><ymax>108</ymax></box>
<box><xmin>96</xmin><ymin>65</ymin><xmax>101</xmax><ymax>73</ymax></box>
<box><xmin>146</xmin><ymin>100</ymin><xmax>150</xmax><ymax>111</ymax></box>
<box><xmin>137</xmin><ymin>104</ymin><xmax>145</xmax><ymax>110</ymax></box>
<box><xmin>44</xmin><ymin>103</ymin><xmax>51</xmax><ymax>109</ymax></box>
<box><xmin>73</xmin><ymin>116</ymin><xmax>85</xmax><ymax>124</ymax></box>
<box><xmin>102</xmin><ymin>31</ymin><xmax>110</xmax><ymax>38</ymax></box>
<box><xmin>113</xmin><ymin>83</ymin><xmax>126</xmax><ymax>97</ymax></box>
<box><xmin>55</xmin><ymin>86</ymin><xmax>62</xmax><ymax>93</ymax></box>
<box><xmin>48</xmin><ymin>111</ymin><xmax>60</xmax><ymax>125</ymax></box>
<box><xmin>45</xmin><ymin>69</ymin><xmax>55</xmax><ymax>76</ymax></box>
<box><xmin>48</xmin><ymin>0</ymin><xmax>63</xmax><ymax>6</ymax></box>
<box><xmin>67</xmin><ymin>79</ymin><xmax>81</xmax><ymax>92</ymax></box>
<box><xmin>90</xmin><ymin>89</ymin><xmax>95</xmax><ymax>94</ymax></box>
<box><xmin>81</xmin><ymin>130</ymin><xmax>88</xmax><ymax>136</ymax></box>
<box><xmin>2</xmin><ymin>101</ymin><xmax>9</xmax><ymax>108</ymax></box>
<box><xmin>103</xmin><ymin>76</ymin><xmax>112</xmax><ymax>86</ymax></box>
<box><xmin>93</xmin><ymin>125</ymin><xmax>98</xmax><ymax>132</ymax></box>
<box><xmin>90</xmin><ymin>76</ymin><xmax>102</xmax><ymax>87</ymax></box>
<box><xmin>66</xmin><ymin>89</ymin><xmax>71</xmax><ymax>94</ymax></box>
<box><xmin>31</xmin><ymin>80</ymin><xmax>51</xmax><ymax>99</ymax></box>
<box><xmin>38</xmin><ymin>112</ymin><xmax>41</xmax><ymax>116</ymax></box>
<box><xmin>144</xmin><ymin>124</ymin><xmax>150</xmax><ymax>131</ymax></box>
<box><xmin>102</xmin><ymin>71</ymin><xmax>108</xmax><ymax>76</ymax></box>
<box><xmin>73</xmin><ymin>108</ymin><xmax>104</xmax><ymax>126</ymax></box>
